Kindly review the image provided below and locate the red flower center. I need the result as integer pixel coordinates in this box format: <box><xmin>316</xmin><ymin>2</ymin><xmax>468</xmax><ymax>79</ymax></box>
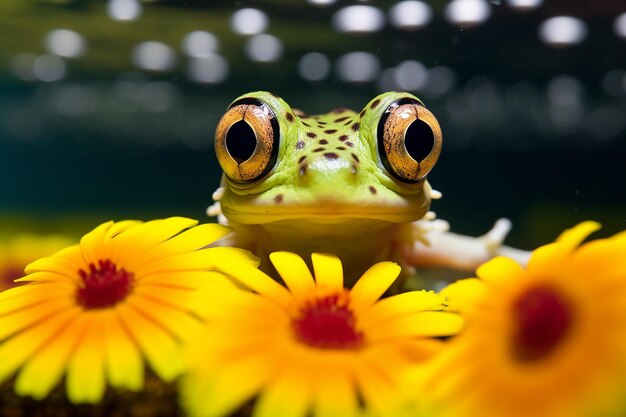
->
<box><xmin>292</xmin><ymin>293</ymin><xmax>364</xmax><ymax>350</ymax></box>
<box><xmin>512</xmin><ymin>284</ymin><xmax>572</xmax><ymax>362</ymax></box>
<box><xmin>76</xmin><ymin>259</ymin><xmax>134</xmax><ymax>309</ymax></box>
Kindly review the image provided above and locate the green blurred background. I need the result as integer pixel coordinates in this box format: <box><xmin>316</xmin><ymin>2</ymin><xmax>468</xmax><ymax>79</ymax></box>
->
<box><xmin>0</xmin><ymin>0</ymin><xmax>624</xmax><ymax>247</ymax></box>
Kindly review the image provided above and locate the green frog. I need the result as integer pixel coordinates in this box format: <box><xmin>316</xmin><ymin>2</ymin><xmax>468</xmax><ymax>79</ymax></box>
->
<box><xmin>208</xmin><ymin>91</ymin><xmax>528</xmax><ymax>286</ymax></box>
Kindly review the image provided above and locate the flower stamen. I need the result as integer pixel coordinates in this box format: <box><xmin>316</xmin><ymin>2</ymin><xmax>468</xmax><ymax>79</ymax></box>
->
<box><xmin>512</xmin><ymin>284</ymin><xmax>572</xmax><ymax>362</ymax></box>
<box><xmin>292</xmin><ymin>293</ymin><xmax>364</xmax><ymax>349</ymax></box>
<box><xmin>76</xmin><ymin>259</ymin><xmax>134</xmax><ymax>309</ymax></box>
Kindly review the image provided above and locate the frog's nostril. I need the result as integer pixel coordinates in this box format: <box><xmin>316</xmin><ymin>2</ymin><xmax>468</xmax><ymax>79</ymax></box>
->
<box><xmin>298</xmin><ymin>153</ymin><xmax>358</xmax><ymax>184</ymax></box>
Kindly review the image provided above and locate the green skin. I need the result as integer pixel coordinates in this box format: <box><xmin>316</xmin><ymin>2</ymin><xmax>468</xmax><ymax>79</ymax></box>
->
<box><xmin>210</xmin><ymin>91</ymin><xmax>527</xmax><ymax>286</ymax></box>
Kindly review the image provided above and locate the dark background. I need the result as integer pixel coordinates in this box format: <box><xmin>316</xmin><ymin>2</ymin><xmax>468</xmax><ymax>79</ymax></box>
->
<box><xmin>1</xmin><ymin>0</ymin><xmax>624</xmax><ymax>247</ymax></box>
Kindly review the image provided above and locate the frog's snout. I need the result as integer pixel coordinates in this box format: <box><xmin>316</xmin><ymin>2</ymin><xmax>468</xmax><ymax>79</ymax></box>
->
<box><xmin>297</xmin><ymin>152</ymin><xmax>358</xmax><ymax>186</ymax></box>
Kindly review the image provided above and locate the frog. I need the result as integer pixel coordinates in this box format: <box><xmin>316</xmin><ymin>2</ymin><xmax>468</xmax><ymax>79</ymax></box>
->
<box><xmin>207</xmin><ymin>91</ymin><xmax>529</xmax><ymax>287</ymax></box>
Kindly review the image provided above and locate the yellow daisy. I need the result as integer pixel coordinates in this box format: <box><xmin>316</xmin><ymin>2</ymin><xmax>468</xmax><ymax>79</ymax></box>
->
<box><xmin>0</xmin><ymin>217</ymin><xmax>255</xmax><ymax>404</ymax></box>
<box><xmin>0</xmin><ymin>234</ymin><xmax>73</xmax><ymax>291</ymax></box>
<box><xmin>181</xmin><ymin>251</ymin><xmax>463</xmax><ymax>417</ymax></box>
<box><xmin>411</xmin><ymin>221</ymin><xmax>626</xmax><ymax>417</ymax></box>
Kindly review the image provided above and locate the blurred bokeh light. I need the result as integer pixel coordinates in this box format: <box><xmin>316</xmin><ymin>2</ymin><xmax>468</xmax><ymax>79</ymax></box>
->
<box><xmin>389</xmin><ymin>1</ymin><xmax>433</xmax><ymax>30</ymax></box>
<box><xmin>332</xmin><ymin>5</ymin><xmax>386</xmax><ymax>34</ymax></box>
<box><xmin>445</xmin><ymin>0</ymin><xmax>491</xmax><ymax>28</ymax></box>
<box><xmin>538</xmin><ymin>16</ymin><xmax>588</xmax><ymax>47</ymax></box>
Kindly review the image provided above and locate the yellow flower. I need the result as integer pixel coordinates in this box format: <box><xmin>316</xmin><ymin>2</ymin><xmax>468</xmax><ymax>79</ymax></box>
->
<box><xmin>410</xmin><ymin>222</ymin><xmax>626</xmax><ymax>417</ymax></box>
<box><xmin>0</xmin><ymin>217</ymin><xmax>255</xmax><ymax>404</ymax></box>
<box><xmin>181</xmin><ymin>251</ymin><xmax>463</xmax><ymax>417</ymax></box>
<box><xmin>0</xmin><ymin>234</ymin><xmax>73</xmax><ymax>291</ymax></box>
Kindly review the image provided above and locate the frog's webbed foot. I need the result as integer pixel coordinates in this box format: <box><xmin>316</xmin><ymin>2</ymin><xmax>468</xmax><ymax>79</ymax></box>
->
<box><xmin>404</xmin><ymin>217</ymin><xmax>531</xmax><ymax>272</ymax></box>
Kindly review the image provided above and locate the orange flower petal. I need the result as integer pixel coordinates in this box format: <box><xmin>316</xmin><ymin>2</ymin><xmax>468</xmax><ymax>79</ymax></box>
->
<box><xmin>349</xmin><ymin>261</ymin><xmax>401</xmax><ymax>311</ymax></box>
<box><xmin>127</xmin><ymin>294</ymin><xmax>204</xmax><ymax>342</ymax></box>
<box><xmin>116</xmin><ymin>303</ymin><xmax>184</xmax><ymax>381</ymax></box>
<box><xmin>354</xmin><ymin>358</ymin><xmax>398</xmax><ymax>414</ymax></box>
<box><xmin>311</xmin><ymin>253</ymin><xmax>344</xmax><ymax>291</ymax></box>
<box><xmin>0</xmin><ymin>297</ymin><xmax>74</xmax><ymax>341</ymax></box>
<box><xmin>137</xmin><ymin>247</ymin><xmax>256</xmax><ymax>276</ymax></box>
<box><xmin>79</xmin><ymin>221</ymin><xmax>112</xmax><ymax>266</ymax></box>
<box><xmin>363</xmin><ymin>290</ymin><xmax>445</xmax><ymax>325</ymax></box>
<box><xmin>313</xmin><ymin>366</ymin><xmax>359</xmax><ymax>417</ymax></box>
<box><xmin>182</xmin><ymin>352</ymin><xmax>276</xmax><ymax>417</ymax></box>
<box><xmin>368</xmin><ymin>311</ymin><xmax>463</xmax><ymax>342</ymax></box>
<box><xmin>526</xmin><ymin>222</ymin><xmax>600</xmax><ymax>277</ymax></box>
<box><xmin>103</xmin><ymin>311</ymin><xmax>143</xmax><ymax>391</ymax></box>
<box><xmin>138</xmin><ymin>270</ymin><xmax>229</xmax><ymax>289</ymax></box>
<box><xmin>476</xmin><ymin>256</ymin><xmax>526</xmax><ymax>287</ymax></box>
<box><xmin>0</xmin><ymin>282</ymin><xmax>74</xmax><ymax>315</ymax></box>
<box><xmin>24</xmin><ymin>247</ymin><xmax>82</xmax><ymax>279</ymax></box>
<box><xmin>556</xmin><ymin>221</ymin><xmax>601</xmax><ymax>251</ymax></box>
<box><xmin>144</xmin><ymin>223</ymin><xmax>232</xmax><ymax>260</ymax></box>
<box><xmin>104</xmin><ymin>220</ymin><xmax>142</xmax><ymax>263</ymax></box>
<box><xmin>0</xmin><ymin>307</ymin><xmax>79</xmax><ymax>383</ymax></box>
<box><xmin>14</xmin><ymin>313</ymin><xmax>89</xmax><ymax>400</ymax></box>
<box><xmin>14</xmin><ymin>270</ymin><xmax>78</xmax><ymax>284</ymax></box>
<box><xmin>254</xmin><ymin>368</ymin><xmax>312</xmax><ymax>417</ymax></box>
<box><xmin>439</xmin><ymin>278</ymin><xmax>488</xmax><ymax>314</ymax></box>
<box><xmin>113</xmin><ymin>217</ymin><xmax>198</xmax><ymax>267</ymax></box>
<box><xmin>104</xmin><ymin>220</ymin><xmax>142</xmax><ymax>239</ymax></box>
<box><xmin>270</xmin><ymin>252</ymin><xmax>316</xmax><ymax>303</ymax></box>
<box><xmin>66</xmin><ymin>312</ymin><xmax>107</xmax><ymax>403</ymax></box>
<box><xmin>217</xmin><ymin>262</ymin><xmax>293</xmax><ymax>309</ymax></box>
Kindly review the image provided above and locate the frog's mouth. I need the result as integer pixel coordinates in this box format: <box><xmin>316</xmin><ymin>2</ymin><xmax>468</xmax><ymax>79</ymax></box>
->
<box><xmin>219</xmin><ymin>199</ymin><xmax>430</xmax><ymax>225</ymax></box>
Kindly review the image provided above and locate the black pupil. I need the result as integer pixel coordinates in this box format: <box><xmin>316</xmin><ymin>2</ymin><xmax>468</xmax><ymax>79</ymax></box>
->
<box><xmin>405</xmin><ymin>119</ymin><xmax>434</xmax><ymax>162</ymax></box>
<box><xmin>226</xmin><ymin>120</ymin><xmax>257</xmax><ymax>163</ymax></box>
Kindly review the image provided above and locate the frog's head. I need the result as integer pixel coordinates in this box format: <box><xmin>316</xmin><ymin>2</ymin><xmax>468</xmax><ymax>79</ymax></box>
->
<box><xmin>212</xmin><ymin>91</ymin><xmax>442</xmax><ymax>225</ymax></box>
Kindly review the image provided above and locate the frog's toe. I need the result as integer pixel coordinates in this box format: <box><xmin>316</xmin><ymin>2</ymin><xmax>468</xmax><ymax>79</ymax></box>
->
<box><xmin>480</xmin><ymin>218</ymin><xmax>513</xmax><ymax>254</ymax></box>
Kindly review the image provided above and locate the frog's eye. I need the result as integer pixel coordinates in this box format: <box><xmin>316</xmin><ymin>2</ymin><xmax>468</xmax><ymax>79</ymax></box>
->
<box><xmin>377</xmin><ymin>98</ymin><xmax>442</xmax><ymax>183</ymax></box>
<box><xmin>215</xmin><ymin>98</ymin><xmax>279</xmax><ymax>183</ymax></box>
